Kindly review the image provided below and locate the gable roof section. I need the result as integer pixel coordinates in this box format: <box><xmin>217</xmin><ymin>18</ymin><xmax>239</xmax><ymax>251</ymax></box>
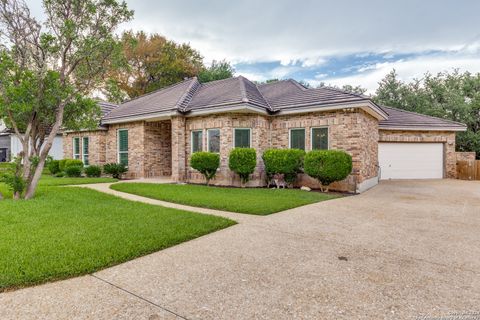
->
<box><xmin>379</xmin><ymin>106</ymin><xmax>466</xmax><ymax>131</ymax></box>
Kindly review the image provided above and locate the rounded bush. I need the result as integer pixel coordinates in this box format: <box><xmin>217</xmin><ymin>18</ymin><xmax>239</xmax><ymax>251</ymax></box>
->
<box><xmin>85</xmin><ymin>165</ymin><xmax>102</xmax><ymax>177</ymax></box>
<box><xmin>47</xmin><ymin>160</ymin><xmax>61</xmax><ymax>175</ymax></box>
<box><xmin>262</xmin><ymin>149</ymin><xmax>305</xmax><ymax>184</ymax></box>
<box><xmin>58</xmin><ymin>159</ymin><xmax>69</xmax><ymax>172</ymax></box>
<box><xmin>228</xmin><ymin>148</ymin><xmax>256</xmax><ymax>186</ymax></box>
<box><xmin>190</xmin><ymin>152</ymin><xmax>220</xmax><ymax>185</ymax></box>
<box><xmin>65</xmin><ymin>159</ymin><xmax>84</xmax><ymax>169</ymax></box>
<box><xmin>65</xmin><ymin>165</ymin><xmax>82</xmax><ymax>177</ymax></box>
<box><xmin>103</xmin><ymin>163</ymin><xmax>128</xmax><ymax>179</ymax></box>
<box><xmin>304</xmin><ymin>150</ymin><xmax>352</xmax><ymax>191</ymax></box>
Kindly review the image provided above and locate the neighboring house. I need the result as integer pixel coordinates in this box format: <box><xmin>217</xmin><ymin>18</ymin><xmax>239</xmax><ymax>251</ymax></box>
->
<box><xmin>0</xmin><ymin>123</ymin><xmax>64</xmax><ymax>162</ymax></box>
<box><xmin>64</xmin><ymin>77</ymin><xmax>467</xmax><ymax>192</ymax></box>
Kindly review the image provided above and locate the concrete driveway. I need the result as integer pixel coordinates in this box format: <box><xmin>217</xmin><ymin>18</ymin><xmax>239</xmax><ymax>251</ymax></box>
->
<box><xmin>1</xmin><ymin>180</ymin><xmax>479</xmax><ymax>319</ymax></box>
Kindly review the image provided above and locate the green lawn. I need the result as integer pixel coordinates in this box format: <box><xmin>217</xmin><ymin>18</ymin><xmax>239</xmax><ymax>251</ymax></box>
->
<box><xmin>38</xmin><ymin>175</ymin><xmax>117</xmax><ymax>186</ymax></box>
<box><xmin>111</xmin><ymin>183</ymin><xmax>337</xmax><ymax>215</ymax></box>
<box><xmin>0</xmin><ymin>178</ymin><xmax>235</xmax><ymax>291</ymax></box>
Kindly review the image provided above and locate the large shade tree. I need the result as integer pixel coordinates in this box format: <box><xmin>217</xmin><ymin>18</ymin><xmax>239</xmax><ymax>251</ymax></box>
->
<box><xmin>0</xmin><ymin>0</ymin><xmax>133</xmax><ymax>199</ymax></box>
<box><xmin>374</xmin><ymin>69</ymin><xmax>480</xmax><ymax>158</ymax></box>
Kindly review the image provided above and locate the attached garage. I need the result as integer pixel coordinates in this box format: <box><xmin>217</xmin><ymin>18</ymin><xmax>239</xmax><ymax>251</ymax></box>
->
<box><xmin>379</xmin><ymin>142</ymin><xmax>444</xmax><ymax>180</ymax></box>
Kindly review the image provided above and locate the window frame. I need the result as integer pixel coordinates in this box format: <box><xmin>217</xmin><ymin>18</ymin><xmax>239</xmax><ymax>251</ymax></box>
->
<box><xmin>310</xmin><ymin>127</ymin><xmax>329</xmax><ymax>150</ymax></box>
<box><xmin>73</xmin><ymin>137</ymin><xmax>81</xmax><ymax>160</ymax></box>
<box><xmin>207</xmin><ymin>128</ymin><xmax>221</xmax><ymax>153</ymax></box>
<box><xmin>117</xmin><ymin>128</ymin><xmax>129</xmax><ymax>166</ymax></box>
<box><xmin>233</xmin><ymin>128</ymin><xmax>252</xmax><ymax>148</ymax></box>
<box><xmin>191</xmin><ymin>130</ymin><xmax>204</xmax><ymax>153</ymax></box>
<box><xmin>288</xmin><ymin>128</ymin><xmax>306</xmax><ymax>150</ymax></box>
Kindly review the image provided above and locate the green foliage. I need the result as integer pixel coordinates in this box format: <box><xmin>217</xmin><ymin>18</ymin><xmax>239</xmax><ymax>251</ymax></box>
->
<box><xmin>84</xmin><ymin>165</ymin><xmax>102</xmax><ymax>177</ymax></box>
<box><xmin>198</xmin><ymin>60</ymin><xmax>235</xmax><ymax>83</ymax></box>
<box><xmin>58</xmin><ymin>159</ymin><xmax>69</xmax><ymax>172</ymax></box>
<box><xmin>228</xmin><ymin>148</ymin><xmax>257</xmax><ymax>185</ymax></box>
<box><xmin>103</xmin><ymin>163</ymin><xmax>128</xmax><ymax>179</ymax></box>
<box><xmin>304</xmin><ymin>150</ymin><xmax>352</xmax><ymax>191</ymax></box>
<box><xmin>47</xmin><ymin>160</ymin><xmax>61</xmax><ymax>175</ymax></box>
<box><xmin>0</xmin><ymin>157</ymin><xmax>25</xmax><ymax>198</ymax></box>
<box><xmin>54</xmin><ymin>171</ymin><xmax>64</xmax><ymax>178</ymax></box>
<box><xmin>262</xmin><ymin>149</ymin><xmax>306</xmax><ymax>184</ymax></box>
<box><xmin>64</xmin><ymin>159</ymin><xmax>84</xmax><ymax>169</ymax></box>
<box><xmin>65</xmin><ymin>165</ymin><xmax>82</xmax><ymax>178</ymax></box>
<box><xmin>112</xmin><ymin>183</ymin><xmax>336</xmax><ymax>215</ymax></box>
<box><xmin>374</xmin><ymin>69</ymin><xmax>480</xmax><ymax>158</ymax></box>
<box><xmin>190</xmin><ymin>152</ymin><xmax>220</xmax><ymax>185</ymax></box>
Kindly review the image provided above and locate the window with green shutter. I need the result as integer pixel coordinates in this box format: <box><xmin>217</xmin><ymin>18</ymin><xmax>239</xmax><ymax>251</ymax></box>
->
<box><xmin>118</xmin><ymin>129</ymin><xmax>128</xmax><ymax>166</ymax></box>
<box><xmin>191</xmin><ymin>130</ymin><xmax>203</xmax><ymax>153</ymax></box>
<box><xmin>234</xmin><ymin>128</ymin><xmax>251</xmax><ymax>148</ymax></box>
<box><xmin>289</xmin><ymin>128</ymin><xmax>305</xmax><ymax>150</ymax></box>
<box><xmin>73</xmin><ymin>137</ymin><xmax>80</xmax><ymax>159</ymax></box>
<box><xmin>311</xmin><ymin>127</ymin><xmax>328</xmax><ymax>150</ymax></box>
<box><xmin>82</xmin><ymin>137</ymin><xmax>89</xmax><ymax>165</ymax></box>
<box><xmin>207</xmin><ymin>129</ymin><xmax>220</xmax><ymax>153</ymax></box>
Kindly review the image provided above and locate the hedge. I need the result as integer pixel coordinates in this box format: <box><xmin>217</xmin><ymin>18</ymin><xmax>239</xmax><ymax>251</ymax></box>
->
<box><xmin>304</xmin><ymin>150</ymin><xmax>352</xmax><ymax>192</ymax></box>
<box><xmin>228</xmin><ymin>148</ymin><xmax>256</xmax><ymax>186</ymax></box>
<box><xmin>190</xmin><ymin>152</ymin><xmax>220</xmax><ymax>185</ymax></box>
<box><xmin>262</xmin><ymin>149</ymin><xmax>305</xmax><ymax>184</ymax></box>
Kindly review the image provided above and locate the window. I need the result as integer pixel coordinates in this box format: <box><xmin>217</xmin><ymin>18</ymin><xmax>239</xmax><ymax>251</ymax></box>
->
<box><xmin>234</xmin><ymin>128</ymin><xmax>251</xmax><ymax>148</ymax></box>
<box><xmin>311</xmin><ymin>127</ymin><xmax>329</xmax><ymax>150</ymax></box>
<box><xmin>73</xmin><ymin>137</ymin><xmax>81</xmax><ymax>159</ymax></box>
<box><xmin>191</xmin><ymin>130</ymin><xmax>203</xmax><ymax>153</ymax></box>
<box><xmin>207</xmin><ymin>129</ymin><xmax>220</xmax><ymax>153</ymax></box>
<box><xmin>82</xmin><ymin>137</ymin><xmax>89</xmax><ymax>166</ymax></box>
<box><xmin>118</xmin><ymin>129</ymin><xmax>129</xmax><ymax>166</ymax></box>
<box><xmin>289</xmin><ymin>128</ymin><xmax>305</xmax><ymax>150</ymax></box>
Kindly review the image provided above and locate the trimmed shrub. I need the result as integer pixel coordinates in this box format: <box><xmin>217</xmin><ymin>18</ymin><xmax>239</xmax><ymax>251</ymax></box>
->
<box><xmin>103</xmin><ymin>163</ymin><xmax>127</xmax><ymax>179</ymax></box>
<box><xmin>228</xmin><ymin>148</ymin><xmax>257</xmax><ymax>186</ymax></box>
<box><xmin>65</xmin><ymin>165</ymin><xmax>82</xmax><ymax>177</ymax></box>
<box><xmin>304</xmin><ymin>150</ymin><xmax>352</xmax><ymax>192</ymax></box>
<box><xmin>47</xmin><ymin>160</ymin><xmax>61</xmax><ymax>175</ymax></box>
<box><xmin>262</xmin><ymin>149</ymin><xmax>305</xmax><ymax>185</ymax></box>
<box><xmin>58</xmin><ymin>159</ymin><xmax>70</xmax><ymax>172</ymax></box>
<box><xmin>190</xmin><ymin>152</ymin><xmax>220</xmax><ymax>185</ymax></box>
<box><xmin>84</xmin><ymin>165</ymin><xmax>102</xmax><ymax>177</ymax></box>
<box><xmin>54</xmin><ymin>171</ymin><xmax>65</xmax><ymax>178</ymax></box>
<box><xmin>64</xmin><ymin>159</ymin><xmax>84</xmax><ymax>169</ymax></box>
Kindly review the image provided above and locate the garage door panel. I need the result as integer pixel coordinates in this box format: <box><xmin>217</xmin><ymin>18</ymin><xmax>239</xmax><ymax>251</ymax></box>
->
<box><xmin>379</xmin><ymin>143</ymin><xmax>443</xmax><ymax>180</ymax></box>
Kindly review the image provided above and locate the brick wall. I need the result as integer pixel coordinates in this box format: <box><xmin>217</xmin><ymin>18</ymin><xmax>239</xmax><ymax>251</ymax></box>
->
<box><xmin>183</xmin><ymin>113</ymin><xmax>270</xmax><ymax>187</ymax></box>
<box><xmin>63</xmin><ymin>130</ymin><xmax>107</xmax><ymax>165</ymax></box>
<box><xmin>456</xmin><ymin>152</ymin><xmax>476</xmax><ymax>162</ymax></box>
<box><xmin>144</xmin><ymin>121</ymin><xmax>172</xmax><ymax>177</ymax></box>
<box><xmin>379</xmin><ymin>130</ymin><xmax>457</xmax><ymax>178</ymax></box>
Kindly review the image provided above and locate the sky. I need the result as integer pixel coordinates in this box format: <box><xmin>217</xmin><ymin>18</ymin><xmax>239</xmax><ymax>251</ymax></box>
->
<box><xmin>26</xmin><ymin>0</ymin><xmax>480</xmax><ymax>93</ymax></box>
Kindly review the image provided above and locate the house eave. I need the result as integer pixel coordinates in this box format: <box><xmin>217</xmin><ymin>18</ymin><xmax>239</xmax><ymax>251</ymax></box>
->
<box><xmin>379</xmin><ymin>125</ymin><xmax>467</xmax><ymax>132</ymax></box>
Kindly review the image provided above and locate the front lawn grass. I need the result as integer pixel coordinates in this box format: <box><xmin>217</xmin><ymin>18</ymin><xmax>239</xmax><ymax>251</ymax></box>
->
<box><xmin>0</xmin><ymin>184</ymin><xmax>235</xmax><ymax>291</ymax></box>
<box><xmin>38</xmin><ymin>175</ymin><xmax>117</xmax><ymax>186</ymax></box>
<box><xmin>111</xmin><ymin>183</ymin><xmax>337</xmax><ymax>215</ymax></box>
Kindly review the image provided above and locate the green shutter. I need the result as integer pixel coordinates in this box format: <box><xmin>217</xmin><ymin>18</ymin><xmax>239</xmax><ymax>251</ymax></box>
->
<box><xmin>118</xmin><ymin>130</ymin><xmax>128</xmax><ymax>152</ymax></box>
<box><xmin>118</xmin><ymin>129</ymin><xmax>128</xmax><ymax>166</ymax></box>
<box><xmin>312</xmin><ymin>128</ymin><xmax>328</xmax><ymax>150</ymax></box>
<box><xmin>234</xmin><ymin>129</ymin><xmax>250</xmax><ymax>148</ymax></box>
<box><xmin>290</xmin><ymin>129</ymin><xmax>305</xmax><ymax>150</ymax></box>
<box><xmin>82</xmin><ymin>137</ymin><xmax>89</xmax><ymax>165</ymax></box>
<box><xmin>73</xmin><ymin>137</ymin><xmax>80</xmax><ymax>159</ymax></box>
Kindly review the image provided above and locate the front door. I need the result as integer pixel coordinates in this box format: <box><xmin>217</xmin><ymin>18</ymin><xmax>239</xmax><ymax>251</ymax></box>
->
<box><xmin>0</xmin><ymin>148</ymin><xmax>7</xmax><ymax>162</ymax></box>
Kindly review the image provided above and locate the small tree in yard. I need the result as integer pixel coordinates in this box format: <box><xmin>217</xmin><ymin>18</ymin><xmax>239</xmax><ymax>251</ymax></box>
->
<box><xmin>304</xmin><ymin>150</ymin><xmax>352</xmax><ymax>192</ymax></box>
<box><xmin>228</xmin><ymin>148</ymin><xmax>256</xmax><ymax>187</ymax></box>
<box><xmin>0</xmin><ymin>156</ymin><xmax>25</xmax><ymax>199</ymax></box>
<box><xmin>262</xmin><ymin>149</ymin><xmax>305</xmax><ymax>186</ymax></box>
<box><xmin>190</xmin><ymin>152</ymin><xmax>220</xmax><ymax>185</ymax></box>
<box><xmin>0</xmin><ymin>0</ymin><xmax>133</xmax><ymax>199</ymax></box>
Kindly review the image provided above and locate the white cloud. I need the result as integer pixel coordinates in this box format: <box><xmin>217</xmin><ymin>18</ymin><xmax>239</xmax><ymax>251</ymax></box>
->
<box><xmin>308</xmin><ymin>52</ymin><xmax>480</xmax><ymax>94</ymax></box>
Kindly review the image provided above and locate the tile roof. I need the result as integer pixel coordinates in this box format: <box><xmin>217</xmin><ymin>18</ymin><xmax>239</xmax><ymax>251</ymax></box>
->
<box><xmin>101</xmin><ymin>76</ymin><xmax>467</xmax><ymax>131</ymax></box>
<box><xmin>379</xmin><ymin>106</ymin><xmax>466</xmax><ymax>130</ymax></box>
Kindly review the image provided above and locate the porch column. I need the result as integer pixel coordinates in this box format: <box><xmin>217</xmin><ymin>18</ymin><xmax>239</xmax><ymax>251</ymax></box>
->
<box><xmin>171</xmin><ymin>116</ymin><xmax>187</xmax><ymax>182</ymax></box>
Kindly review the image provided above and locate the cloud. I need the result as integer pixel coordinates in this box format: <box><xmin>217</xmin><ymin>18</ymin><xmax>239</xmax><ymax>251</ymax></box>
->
<box><xmin>308</xmin><ymin>51</ymin><xmax>480</xmax><ymax>94</ymax></box>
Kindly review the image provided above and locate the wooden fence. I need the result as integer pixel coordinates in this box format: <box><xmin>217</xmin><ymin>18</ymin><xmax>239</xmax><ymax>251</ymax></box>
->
<box><xmin>457</xmin><ymin>160</ymin><xmax>480</xmax><ymax>180</ymax></box>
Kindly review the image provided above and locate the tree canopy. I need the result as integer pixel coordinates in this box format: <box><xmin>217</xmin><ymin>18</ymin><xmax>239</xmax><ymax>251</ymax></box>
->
<box><xmin>0</xmin><ymin>0</ymin><xmax>133</xmax><ymax>199</ymax></box>
<box><xmin>374</xmin><ymin>69</ymin><xmax>480</xmax><ymax>158</ymax></box>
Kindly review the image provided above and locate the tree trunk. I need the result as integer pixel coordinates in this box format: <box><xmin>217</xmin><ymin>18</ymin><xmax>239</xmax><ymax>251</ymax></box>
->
<box><xmin>24</xmin><ymin>156</ymin><xmax>46</xmax><ymax>199</ymax></box>
<box><xmin>13</xmin><ymin>191</ymin><xmax>20</xmax><ymax>200</ymax></box>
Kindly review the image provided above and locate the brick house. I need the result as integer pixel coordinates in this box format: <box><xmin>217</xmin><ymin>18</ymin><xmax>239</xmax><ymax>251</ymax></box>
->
<box><xmin>64</xmin><ymin>77</ymin><xmax>467</xmax><ymax>192</ymax></box>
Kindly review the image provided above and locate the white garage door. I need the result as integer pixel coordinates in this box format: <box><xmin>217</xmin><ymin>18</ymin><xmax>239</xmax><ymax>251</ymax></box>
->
<box><xmin>379</xmin><ymin>143</ymin><xmax>444</xmax><ymax>180</ymax></box>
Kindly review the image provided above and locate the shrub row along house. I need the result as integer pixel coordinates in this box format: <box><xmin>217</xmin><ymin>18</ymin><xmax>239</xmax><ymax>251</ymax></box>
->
<box><xmin>64</xmin><ymin>76</ymin><xmax>467</xmax><ymax>192</ymax></box>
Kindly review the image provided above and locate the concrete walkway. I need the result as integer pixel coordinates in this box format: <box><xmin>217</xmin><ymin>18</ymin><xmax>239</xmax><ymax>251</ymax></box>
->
<box><xmin>1</xmin><ymin>179</ymin><xmax>479</xmax><ymax>319</ymax></box>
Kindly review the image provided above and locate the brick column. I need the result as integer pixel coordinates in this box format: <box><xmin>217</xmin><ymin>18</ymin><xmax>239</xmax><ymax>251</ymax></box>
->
<box><xmin>171</xmin><ymin>116</ymin><xmax>187</xmax><ymax>182</ymax></box>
